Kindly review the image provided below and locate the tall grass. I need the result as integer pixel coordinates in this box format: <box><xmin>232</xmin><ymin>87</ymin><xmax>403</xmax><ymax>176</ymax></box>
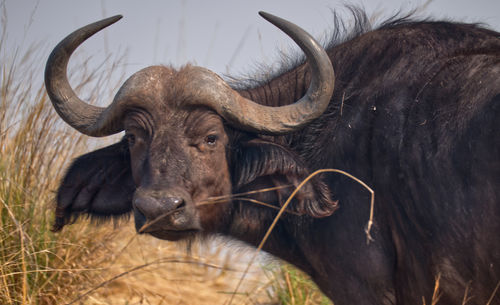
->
<box><xmin>262</xmin><ymin>264</ymin><xmax>332</xmax><ymax>305</ymax></box>
<box><xmin>0</xmin><ymin>23</ymin><xmax>126</xmax><ymax>302</ymax></box>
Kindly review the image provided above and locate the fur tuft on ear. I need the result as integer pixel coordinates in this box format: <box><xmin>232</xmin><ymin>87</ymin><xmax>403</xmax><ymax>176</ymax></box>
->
<box><xmin>53</xmin><ymin>139</ymin><xmax>135</xmax><ymax>231</ymax></box>
<box><xmin>231</xmin><ymin>139</ymin><xmax>338</xmax><ymax>218</ymax></box>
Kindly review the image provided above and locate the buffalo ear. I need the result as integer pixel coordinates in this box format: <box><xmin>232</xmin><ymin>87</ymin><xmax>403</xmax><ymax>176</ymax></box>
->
<box><xmin>53</xmin><ymin>139</ymin><xmax>135</xmax><ymax>231</ymax></box>
<box><xmin>232</xmin><ymin>139</ymin><xmax>338</xmax><ymax>218</ymax></box>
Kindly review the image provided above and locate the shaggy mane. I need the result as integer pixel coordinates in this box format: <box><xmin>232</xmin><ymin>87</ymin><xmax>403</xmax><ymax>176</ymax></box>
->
<box><xmin>226</xmin><ymin>6</ymin><xmax>420</xmax><ymax>91</ymax></box>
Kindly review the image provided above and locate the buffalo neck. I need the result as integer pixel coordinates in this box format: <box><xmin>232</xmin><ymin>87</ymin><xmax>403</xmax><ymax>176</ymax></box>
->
<box><xmin>226</xmin><ymin>204</ymin><xmax>317</xmax><ymax>274</ymax></box>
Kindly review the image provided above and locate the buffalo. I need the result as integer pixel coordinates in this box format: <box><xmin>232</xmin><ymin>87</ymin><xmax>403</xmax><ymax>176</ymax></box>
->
<box><xmin>45</xmin><ymin>10</ymin><xmax>500</xmax><ymax>305</ymax></box>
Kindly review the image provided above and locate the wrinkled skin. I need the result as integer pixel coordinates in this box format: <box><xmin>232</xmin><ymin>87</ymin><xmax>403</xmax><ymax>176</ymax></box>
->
<box><xmin>126</xmin><ymin>102</ymin><xmax>232</xmax><ymax>239</ymax></box>
<box><xmin>58</xmin><ymin>66</ymin><xmax>235</xmax><ymax>239</ymax></box>
<box><xmin>127</xmin><ymin>106</ymin><xmax>231</xmax><ymax>239</ymax></box>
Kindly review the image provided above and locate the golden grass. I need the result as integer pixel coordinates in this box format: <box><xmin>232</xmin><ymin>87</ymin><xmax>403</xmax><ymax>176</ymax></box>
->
<box><xmin>1</xmin><ymin>68</ymin><xmax>79</xmax><ymax>303</ymax></box>
<box><xmin>0</xmin><ymin>26</ymin><xmax>128</xmax><ymax>303</ymax></box>
<box><xmin>71</xmin><ymin>226</ymin><xmax>276</xmax><ymax>305</ymax></box>
<box><xmin>263</xmin><ymin>264</ymin><xmax>332</xmax><ymax>305</ymax></box>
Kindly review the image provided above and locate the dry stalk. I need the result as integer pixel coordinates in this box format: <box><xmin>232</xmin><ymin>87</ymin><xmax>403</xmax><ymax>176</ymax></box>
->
<box><xmin>198</xmin><ymin>197</ymin><xmax>302</xmax><ymax>216</ymax></box>
<box><xmin>228</xmin><ymin>168</ymin><xmax>374</xmax><ymax>305</ymax></box>
<box><xmin>138</xmin><ymin>209</ymin><xmax>181</xmax><ymax>233</ymax></box>
<box><xmin>487</xmin><ymin>281</ymin><xmax>500</xmax><ymax>305</ymax></box>
<box><xmin>202</xmin><ymin>185</ymin><xmax>292</xmax><ymax>202</ymax></box>
<box><xmin>0</xmin><ymin>197</ymin><xmax>28</xmax><ymax>304</ymax></box>
<box><xmin>139</xmin><ymin>185</ymin><xmax>296</xmax><ymax>233</ymax></box>
<box><xmin>285</xmin><ymin>271</ymin><xmax>295</xmax><ymax>305</ymax></box>
<box><xmin>431</xmin><ymin>273</ymin><xmax>441</xmax><ymax>305</ymax></box>
<box><xmin>461</xmin><ymin>283</ymin><xmax>472</xmax><ymax>305</ymax></box>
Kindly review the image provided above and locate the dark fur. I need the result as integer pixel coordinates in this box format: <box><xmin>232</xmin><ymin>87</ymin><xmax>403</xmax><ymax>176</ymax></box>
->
<box><xmin>53</xmin><ymin>10</ymin><xmax>500</xmax><ymax>305</ymax></box>
<box><xmin>54</xmin><ymin>140</ymin><xmax>134</xmax><ymax>231</ymax></box>
<box><xmin>230</xmin><ymin>138</ymin><xmax>337</xmax><ymax>217</ymax></box>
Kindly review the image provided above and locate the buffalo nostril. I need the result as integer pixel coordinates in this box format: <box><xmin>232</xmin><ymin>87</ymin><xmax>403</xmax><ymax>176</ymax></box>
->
<box><xmin>133</xmin><ymin>193</ymin><xmax>186</xmax><ymax>220</ymax></box>
<box><xmin>169</xmin><ymin>197</ymin><xmax>185</xmax><ymax>209</ymax></box>
<box><xmin>133</xmin><ymin>196</ymin><xmax>162</xmax><ymax>220</ymax></box>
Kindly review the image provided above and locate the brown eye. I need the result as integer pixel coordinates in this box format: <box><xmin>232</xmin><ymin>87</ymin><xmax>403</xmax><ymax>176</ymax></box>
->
<box><xmin>205</xmin><ymin>134</ymin><xmax>218</xmax><ymax>146</ymax></box>
<box><xmin>126</xmin><ymin>133</ymin><xmax>136</xmax><ymax>147</ymax></box>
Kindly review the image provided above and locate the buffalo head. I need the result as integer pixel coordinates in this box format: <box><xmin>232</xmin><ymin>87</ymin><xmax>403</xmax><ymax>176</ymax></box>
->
<box><xmin>46</xmin><ymin>13</ymin><xmax>337</xmax><ymax>241</ymax></box>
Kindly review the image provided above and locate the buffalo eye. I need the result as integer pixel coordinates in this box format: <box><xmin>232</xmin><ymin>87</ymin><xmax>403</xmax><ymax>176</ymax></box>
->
<box><xmin>126</xmin><ymin>133</ymin><xmax>136</xmax><ymax>147</ymax></box>
<box><xmin>205</xmin><ymin>134</ymin><xmax>218</xmax><ymax>146</ymax></box>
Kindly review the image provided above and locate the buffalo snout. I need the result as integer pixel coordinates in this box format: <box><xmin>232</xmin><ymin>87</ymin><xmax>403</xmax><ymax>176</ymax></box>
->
<box><xmin>134</xmin><ymin>194</ymin><xmax>185</xmax><ymax>220</ymax></box>
<box><xmin>132</xmin><ymin>188</ymin><xmax>200</xmax><ymax>239</ymax></box>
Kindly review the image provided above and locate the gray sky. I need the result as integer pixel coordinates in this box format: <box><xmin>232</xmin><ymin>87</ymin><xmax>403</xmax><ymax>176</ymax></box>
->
<box><xmin>3</xmin><ymin>0</ymin><xmax>500</xmax><ymax>81</ymax></box>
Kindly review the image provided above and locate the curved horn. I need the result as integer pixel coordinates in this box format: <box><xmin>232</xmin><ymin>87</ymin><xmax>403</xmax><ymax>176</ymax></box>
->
<box><xmin>195</xmin><ymin>12</ymin><xmax>335</xmax><ymax>134</ymax></box>
<box><xmin>44</xmin><ymin>15</ymin><xmax>124</xmax><ymax>137</ymax></box>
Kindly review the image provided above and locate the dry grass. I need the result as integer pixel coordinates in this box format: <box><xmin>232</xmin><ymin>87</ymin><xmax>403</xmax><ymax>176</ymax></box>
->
<box><xmin>263</xmin><ymin>265</ymin><xmax>332</xmax><ymax>305</ymax></box>
<box><xmin>0</xmin><ymin>18</ymin><xmax>131</xmax><ymax>302</ymax></box>
<box><xmin>1</xmin><ymin>49</ymin><xmax>86</xmax><ymax>304</ymax></box>
<box><xmin>73</xmin><ymin>226</ymin><xmax>275</xmax><ymax>305</ymax></box>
